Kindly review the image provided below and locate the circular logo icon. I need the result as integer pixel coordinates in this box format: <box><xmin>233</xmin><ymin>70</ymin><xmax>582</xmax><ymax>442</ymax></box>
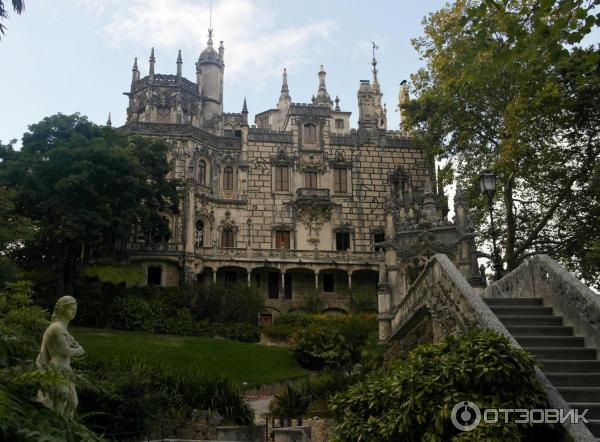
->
<box><xmin>451</xmin><ymin>401</ymin><xmax>481</xmax><ymax>432</ymax></box>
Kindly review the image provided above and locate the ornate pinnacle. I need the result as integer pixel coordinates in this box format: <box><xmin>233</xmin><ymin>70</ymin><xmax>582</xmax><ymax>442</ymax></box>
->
<box><xmin>106</xmin><ymin>112</ymin><xmax>112</xmax><ymax>127</ymax></box>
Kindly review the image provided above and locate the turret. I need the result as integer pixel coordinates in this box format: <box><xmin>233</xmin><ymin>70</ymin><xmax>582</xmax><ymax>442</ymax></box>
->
<box><xmin>357</xmin><ymin>80</ymin><xmax>376</xmax><ymax>129</ymax></box>
<box><xmin>131</xmin><ymin>57</ymin><xmax>140</xmax><ymax>83</ymax></box>
<box><xmin>176</xmin><ymin>50</ymin><xmax>182</xmax><ymax>79</ymax></box>
<box><xmin>315</xmin><ymin>65</ymin><xmax>333</xmax><ymax>109</ymax></box>
<box><xmin>399</xmin><ymin>80</ymin><xmax>410</xmax><ymax>131</ymax></box>
<box><xmin>198</xmin><ymin>29</ymin><xmax>225</xmax><ymax>127</ymax></box>
<box><xmin>148</xmin><ymin>47</ymin><xmax>155</xmax><ymax>82</ymax></box>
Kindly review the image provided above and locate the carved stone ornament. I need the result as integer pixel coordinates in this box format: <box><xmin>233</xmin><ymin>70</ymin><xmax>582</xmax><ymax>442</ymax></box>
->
<box><xmin>295</xmin><ymin>200</ymin><xmax>333</xmax><ymax>236</ymax></box>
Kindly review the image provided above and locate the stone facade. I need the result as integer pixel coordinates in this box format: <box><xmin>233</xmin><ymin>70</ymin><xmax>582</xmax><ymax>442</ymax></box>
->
<box><xmin>120</xmin><ymin>31</ymin><xmax>482</xmax><ymax>322</ymax></box>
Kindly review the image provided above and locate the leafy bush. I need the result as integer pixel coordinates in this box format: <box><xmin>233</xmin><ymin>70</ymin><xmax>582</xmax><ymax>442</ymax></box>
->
<box><xmin>194</xmin><ymin>283</ymin><xmax>264</xmax><ymax>324</ymax></box>
<box><xmin>269</xmin><ymin>384</ymin><xmax>311</xmax><ymax>417</ymax></box>
<box><xmin>78</xmin><ymin>357</ymin><xmax>253</xmax><ymax>439</ymax></box>
<box><xmin>0</xmin><ymin>281</ymin><xmax>48</xmax><ymax>340</ymax></box>
<box><xmin>349</xmin><ymin>289</ymin><xmax>377</xmax><ymax>313</ymax></box>
<box><xmin>293</xmin><ymin>324</ymin><xmax>352</xmax><ymax>370</ymax></box>
<box><xmin>329</xmin><ymin>330</ymin><xmax>553</xmax><ymax>441</ymax></box>
<box><xmin>262</xmin><ymin>312</ymin><xmax>313</xmax><ymax>341</ymax></box>
<box><xmin>300</xmin><ymin>289</ymin><xmax>323</xmax><ymax>313</ymax></box>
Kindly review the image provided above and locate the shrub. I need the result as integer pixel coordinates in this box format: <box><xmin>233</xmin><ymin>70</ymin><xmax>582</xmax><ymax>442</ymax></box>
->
<box><xmin>329</xmin><ymin>330</ymin><xmax>553</xmax><ymax>441</ymax></box>
<box><xmin>0</xmin><ymin>281</ymin><xmax>48</xmax><ymax>340</ymax></box>
<box><xmin>269</xmin><ymin>384</ymin><xmax>311</xmax><ymax>417</ymax></box>
<box><xmin>349</xmin><ymin>289</ymin><xmax>377</xmax><ymax>313</ymax></box>
<box><xmin>109</xmin><ymin>295</ymin><xmax>154</xmax><ymax>331</ymax></box>
<box><xmin>293</xmin><ymin>324</ymin><xmax>352</xmax><ymax>370</ymax></box>
<box><xmin>300</xmin><ymin>289</ymin><xmax>323</xmax><ymax>314</ymax></box>
<box><xmin>194</xmin><ymin>283</ymin><xmax>264</xmax><ymax>324</ymax></box>
<box><xmin>78</xmin><ymin>357</ymin><xmax>253</xmax><ymax>439</ymax></box>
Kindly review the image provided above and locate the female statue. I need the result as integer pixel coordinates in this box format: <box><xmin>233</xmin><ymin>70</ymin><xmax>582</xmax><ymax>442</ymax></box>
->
<box><xmin>36</xmin><ymin>296</ymin><xmax>85</xmax><ymax>417</ymax></box>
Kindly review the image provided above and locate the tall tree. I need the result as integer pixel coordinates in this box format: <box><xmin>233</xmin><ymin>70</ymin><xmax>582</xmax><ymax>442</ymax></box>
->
<box><xmin>0</xmin><ymin>113</ymin><xmax>179</xmax><ymax>295</ymax></box>
<box><xmin>0</xmin><ymin>0</ymin><xmax>24</xmax><ymax>38</ymax></box>
<box><xmin>404</xmin><ymin>0</ymin><xmax>600</xmax><ymax>284</ymax></box>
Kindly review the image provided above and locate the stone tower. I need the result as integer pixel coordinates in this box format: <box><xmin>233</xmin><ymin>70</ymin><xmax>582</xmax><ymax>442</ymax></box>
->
<box><xmin>197</xmin><ymin>29</ymin><xmax>225</xmax><ymax>129</ymax></box>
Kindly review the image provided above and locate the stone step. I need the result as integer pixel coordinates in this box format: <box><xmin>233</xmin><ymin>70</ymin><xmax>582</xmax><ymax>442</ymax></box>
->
<box><xmin>558</xmin><ymin>387</ymin><xmax>600</xmax><ymax>403</ymax></box>
<box><xmin>484</xmin><ymin>297</ymin><xmax>543</xmax><ymax>307</ymax></box>
<box><xmin>546</xmin><ymin>373</ymin><xmax>600</xmax><ymax>388</ymax></box>
<box><xmin>488</xmin><ymin>306</ymin><xmax>554</xmax><ymax>316</ymax></box>
<box><xmin>568</xmin><ymin>403</ymin><xmax>600</xmax><ymax>421</ymax></box>
<box><xmin>507</xmin><ymin>325</ymin><xmax>574</xmax><ymax>337</ymax></box>
<box><xmin>516</xmin><ymin>336</ymin><xmax>585</xmax><ymax>348</ymax></box>
<box><xmin>540</xmin><ymin>360</ymin><xmax>600</xmax><ymax>374</ymax></box>
<box><xmin>528</xmin><ymin>347</ymin><xmax>597</xmax><ymax>360</ymax></box>
<box><xmin>498</xmin><ymin>315</ymin><xmax>563</xmax><ymax>326</ymax></box>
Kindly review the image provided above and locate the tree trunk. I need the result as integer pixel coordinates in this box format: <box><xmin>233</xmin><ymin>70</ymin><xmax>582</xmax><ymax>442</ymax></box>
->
<box><xmin>503</xmin><ymin>173</ymin><xmax>517</xmax><ymax>271</ymax></box>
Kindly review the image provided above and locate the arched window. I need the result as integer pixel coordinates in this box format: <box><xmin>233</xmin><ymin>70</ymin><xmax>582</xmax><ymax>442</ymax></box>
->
<box><xmin>221</xmin><ymin>228</ymin><xmax>235</xmax><ymax>248</ymax></box>
<box><xmin>303</xmin><ymin>123</ymin><xmax>317</xmax><ymax>142</ymax></box>
<box><xmin>223</xmin><ymin>166</ymin><xmax>234</xmax><ymax>190</ymax></box>
<box><xmin>198</xmin><ymin>160</ymin><xmax>206</xmax><ymax>185</ymax></box>
<box><xmin>195</xmin><ymin>219</ymin><xmax>204</xmax><ymax>247</ymax></box>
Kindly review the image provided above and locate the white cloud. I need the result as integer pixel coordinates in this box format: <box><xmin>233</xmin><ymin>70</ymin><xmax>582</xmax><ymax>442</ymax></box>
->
<box><xmin>83</xmin><ymin>0</ymin><xmax>336</xmax><ymax>85</ymax></box>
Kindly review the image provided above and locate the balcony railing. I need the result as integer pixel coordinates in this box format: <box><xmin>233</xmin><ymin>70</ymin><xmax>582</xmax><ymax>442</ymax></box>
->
<box><xmin>194</xmin><ymin>246</ymin><xmax>383</xmax><ymax>263</ymax></box>
<box><xmin>295</xmin><ymin>188</ymin><xmax>330</xmax><ymax>202</ymax></box>
<box><xmin>127</xmin><ymin>242</ymin><xmax>184</xmax><ymax>254</ymax></box>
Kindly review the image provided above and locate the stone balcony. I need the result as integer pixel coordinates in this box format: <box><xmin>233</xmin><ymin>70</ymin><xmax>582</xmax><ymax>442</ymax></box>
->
<box><xmin>295</xmin><ymin>188</ymin><xmax>330</xmax><ymax>203</ymax></box>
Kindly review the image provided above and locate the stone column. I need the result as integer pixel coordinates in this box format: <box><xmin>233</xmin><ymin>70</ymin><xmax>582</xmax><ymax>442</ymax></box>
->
<box><xmin>213</xmin><ymin>270</ymin><xmax>217</xmax><ymax>284</ymax></box>
<box><xmin>280</xmin><ymin>271</ymin><xmax>285</xmax><ymax>299</ymax></box>
<box><xmin>348</xmin><ymin>272</ymin><xmax>352</xmax><ymax>290</ymax></box>
<box><xmin>247</xmin><ymin>270</ymin><xmax>251</xmax><ymax>287</ymax></box>
<box><xmin>183</xmin><ymin>187</ymin><xmax>196</xmax><ymax>286</ymax></box>
<box><xmin>314</xmin><ymin>271</ymin><xmax>319</xmax><ymax>290</ymax></box>
<box><xmin>377</xmin><ymin>262</ymin><xmax>392</xmax><ymax>341</ymax></box>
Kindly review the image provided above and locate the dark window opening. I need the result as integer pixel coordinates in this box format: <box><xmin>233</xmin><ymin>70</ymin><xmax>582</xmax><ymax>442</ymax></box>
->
<box><xmin>275</xmin><ymin>231</ymin><xmax>291</xmax><ymax>249</ymax></box>
<box><xmin>268</xmin><ymin>272</ymin><xmax>279</xmax><ymax>299</ymax></box>
<box><xmin>221</xmin><ymin>229</ymin><xmax>235</xmax><ymax>248</ymax></box>
<box><xmin>284</xmin><ymin>273</ymin><xmax>292</xmax><ymax>299</ymax></box>
<box><xmin>274</xmin><ymin>166</ymin><xmax>289</xmax><ymax>192</ymax></box>
<box><xmin>305</xmin><ymin>172</ymin><xmax>317</xmax><ymax>189</ymax></box>
<box><xmin>336</xmin><ymin>232</ymin><xmax>350</xmax><ymax>251</ymax></box>
<box><xmin>223</xmin><ymin>166</ymin><xmax>234</xmax><ymax>190</ymax></box>
<box><xmin>254</xmin><ymin>273</ymin><xmax>261</xmax><ymax>288</ymax></box>
<box><xmin>335</xmin><ymin>119</ymin><xmax>344</xmax><ymax>129</ymax></box>
<box><xmin>234</xmin><ymin>130</ymin><xmax>242</xmax><ymax>138</ymax></box>
<box><xmin>147</xmin><ymin>266</ymin><xmax>162</xmax><ymax>286</ymax></box>
<box><xmin>323</xmin><ymin>274</ymin><xmax>334</xmax><ymax>293</ymax></box>
<box><xmin>195</xmin><ymin>219</ymin><xmax>204</xmax><ymax>247</ymax></box>
<box><xmin>374</xmin><ymin>232</ymin><xmax>386</xmax><ymax>251</ymax></box>
<box><xmin>224</xmin><ymin>271</ymin><xmax>237</xmax><ymax>286</ymax></box>
<box><xmin>198</xmin><ymin>160</ymin><xmax>206</xmax><ymax>185</ymax></box>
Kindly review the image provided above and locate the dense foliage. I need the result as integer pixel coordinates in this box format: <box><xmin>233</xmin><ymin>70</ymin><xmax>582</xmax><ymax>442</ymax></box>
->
<box><xmin>0</xmin><ymin>114</ymin><xmax>179</xmax><ymax>295</ymax></box>
<box><xmin>78</xmin><ymin>358</ymin><xmax>253</xmax><ymax>440</ymax></box>
<box><xmin>193</xmin><ymin>283</ymin><xmax>265</xmax><ymax>324</ymax></box>
<box><xmin>404</xmin><ymin>0</ymin><xmax>600</xmax><ymax>283</ymax></box>
<box><xmin>329</xmin><ymin>330</ymin><xmax>554</xmax><ymax>441</ymax></box>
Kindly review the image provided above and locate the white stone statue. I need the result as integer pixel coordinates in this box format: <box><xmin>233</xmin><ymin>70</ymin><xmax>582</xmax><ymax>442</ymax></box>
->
<box><xmin>36</xmin><ymin>296</ymin><xmax>85</xmax><ymax>417</ymax></box>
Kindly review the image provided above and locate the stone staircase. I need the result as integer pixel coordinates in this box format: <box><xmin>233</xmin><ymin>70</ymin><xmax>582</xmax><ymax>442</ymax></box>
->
<box><xmin>485</xmin><ymin>297</ymin><xmax>600</xmax><ymax>438</ymax></box>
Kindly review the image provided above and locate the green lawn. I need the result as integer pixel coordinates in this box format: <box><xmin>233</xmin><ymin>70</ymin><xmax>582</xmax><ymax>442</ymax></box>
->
<box><xmin>72</xmin><ymin>327</ymin><xmax>309</xmax><ymax>387</ymax></box>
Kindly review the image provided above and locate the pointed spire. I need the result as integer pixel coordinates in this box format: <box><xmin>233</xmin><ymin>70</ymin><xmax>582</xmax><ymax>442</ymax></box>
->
<box><xmin>278</xmin><ymin>67</ymin><xmax>291</xmax><ymax>103</ymax></box>
<box><xmin>218</xmin><ymin>40</ymin><xmax>224</xmax><ymax>61</ymax></box>
<box><xmin>316</xmin><ymin>65</ymin><xmax>332</xmax><ymax>108</ymax></box>
<box><xmin>106</xmin><ymin>112</ymin><xmax>112</xmax><ymax>127</ymax></box>
<box><xmin>176</xmin><ymin>50</ymin><xmax>182</xmax><ymax>77</ymax></box>
<box><xmin>149</xmin><ymin>47</ymin><xmax>155</xmax><ymax>78</ymax></box>
<box><xmin>241</xmin><ymin>97</ymin><xmax>248</xmax><ymax>125</ymax></box>
<box><xmin>371</xmin><ymin>41</ymin><xmax>380</xmax><ymax>92</ymax></box>
<box><xmin>334</xmin><ymin>95</ymin><xmax>340</xmax><ymax>111</ymax></box>
<box><xmin>131</xmin><ymin>57</ymin><xmax>140</xmax><ymax>83</ymax></box>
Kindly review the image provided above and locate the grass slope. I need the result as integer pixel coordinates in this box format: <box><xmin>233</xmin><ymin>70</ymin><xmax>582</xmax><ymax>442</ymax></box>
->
<box><xmin>73</xmin><ymin>327</ymin><xmax>309</xmax><ymax>387</ymax></box>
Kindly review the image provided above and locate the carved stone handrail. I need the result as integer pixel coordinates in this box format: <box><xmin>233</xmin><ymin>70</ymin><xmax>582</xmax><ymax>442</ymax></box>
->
<box><xmin>195</xmin><ymin>247</ymin><xmax>383</xmax><ymax>264</ymax></box>
<box><xmin>483</xmin><ymin>254</ymin><xmax>600</xmax><ymax>353</ymax></box>
<box><xmin>126</xmin><ymin>242</ymin><xmax>184</xmax><ymax>254</ymax></box>
<box><xmin>388</xmin><ymin>253</ymin><xmax>595</xmax><ymax>441</ymax></box>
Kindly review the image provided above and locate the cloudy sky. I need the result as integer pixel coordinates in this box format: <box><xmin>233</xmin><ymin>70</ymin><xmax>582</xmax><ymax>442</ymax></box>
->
<box><xmin>0</xmin><ymin>0</ymin><xmax>451</xmax><ymax>143</ymax></box>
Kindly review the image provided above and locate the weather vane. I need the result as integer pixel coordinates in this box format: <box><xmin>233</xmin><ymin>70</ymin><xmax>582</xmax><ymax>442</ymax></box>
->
<box><xmin>371</xmin><ymin>41</ymin><xmax>379</xmax><ymax>60</ymax></box>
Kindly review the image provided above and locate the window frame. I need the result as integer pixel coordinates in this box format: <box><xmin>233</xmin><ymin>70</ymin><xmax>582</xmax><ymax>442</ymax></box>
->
<box><xmin>303</xmin><ymin>123</ymin><xmax>317</xmax><ymax>142</ymax></box>
<box><xmin>304</xmin><ymin>171</ymin><xmax>318</xmax><ymax>189</ymax></box>
<box><xmin>335</xmin><ymin>231</ymin><xmax>351</xmax><ymax>251</ymax></box>
<box><xmin>275</xmin><ymin>230</ymin><xmax>291</xmax><ymax>250</ymax></box>
<box><xmin>274</xmin><ymin>165</ymin><xmax>290</xmax><ymax>192</ymax></box>
<box><xmin>223</xmin><ymin>166</ymin><xmax>234</xmax><ymax>191</ymax></box>
<box><xmin>221</xmin><ymin>229</ymin><xmax>235</xmax><ymax>248</ymax></box>
<box><xmin>333</xmin><ymin>168</ymin><xmax>348</xmax><ymax>193</ymax></box>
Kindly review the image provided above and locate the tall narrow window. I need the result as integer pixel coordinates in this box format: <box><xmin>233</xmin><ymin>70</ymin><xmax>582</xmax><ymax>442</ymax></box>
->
<box><xmin>334</xmin><ymin>168</ymin><xmax>348</xmax><ymax>193</ymax></box>
<box><xmin>198</xmin><ymin>160</ymin><xmax>206</xmax><ymax>185</ymax></box>
<box><xmin>195</xmin><ymin>219</ymin><xmax>204</xmax><ymax>247</ymax></box>
<box><xmin>323</xmin><ymin>273</ymin><xmax>334</xmax><ymax>293</ymax></box>
<box><xmin>147</xmin><ymin>266</ymin><xmax>162</xmax><ymax>286</ymax></box>
<box><xmin>336</xmin><ymin>232</ymin><xmax>350</xmax><ymax>251</ymax></box>
<box><xmin>221</xmin><ymin>229</ymin><xmax>234</xmax><ymax>248</ymax></box>
<box><xmin>373</xmin><ymin>232</ymin><xmax>386</xmax><ymax>252</ymax></box>
<box><xmin>275</xmin><ymin>231</ymin><xmax>291</xmax><ymax>249</ymax></box>
<box><xmin>305</xmin><ymin>172</ymin><xmax>317</xmax><ymax>189</ymax></box>
<box><xmin>274</xmin><ymin>166</ymin><xmax>289</xmax><ymax>192</ymax></box>
<box><xmin>223</xmin><ymin>166</ymin><xmax>233</xmax><ymax>190</ymax></box>
<box><xmin>303</xmin><ymin>124</ymin><xmax>317</xmax><ymax>142</ymax></box>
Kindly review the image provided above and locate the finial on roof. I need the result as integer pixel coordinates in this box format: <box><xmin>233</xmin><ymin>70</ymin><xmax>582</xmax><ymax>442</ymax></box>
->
<box><xmin>176</xmin><ymin>50</ymin><xmax>182</xmax><ymax>77</ymax></box>
<box><xmin>279</xmin><ymin>67</ymin><xmax>291</xmax><ymax>103</ymax></box>
<box><xmin>316</xmin><ymin>65</ymin><xmax>332</xmax><ymax>108</ymax></box>
<box><xmin>242</xmin><ymin>97</ymin><xmax>248</xmax><ymax>114</ymax></box>
<box><xmin>131</xmin><ymin>57</ymin><xmax>140</xmax><ymax>82</ymax></box>
<box><xmin>241</xmin><ymin>97</ymin><xmax>248</xmax><ymax>125</ymax></box>
<box><xmin>371</xmin><ymin>41</ymin><xmax>380</xmax><ymax>88</ymax></box>
<box><xmin>149</xmin><ymin>47</ymin><xmax>155</xmax><ymax>77</ymax></box>
<box><xmin>335</xmin><ymin>95</ymin><xmax>340</xmax><ymax>111</ymax></box>
<box><xmin>106</xmin><ymin>112</ymin><xmax>112</xmax><ymax>127</ymax></box>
